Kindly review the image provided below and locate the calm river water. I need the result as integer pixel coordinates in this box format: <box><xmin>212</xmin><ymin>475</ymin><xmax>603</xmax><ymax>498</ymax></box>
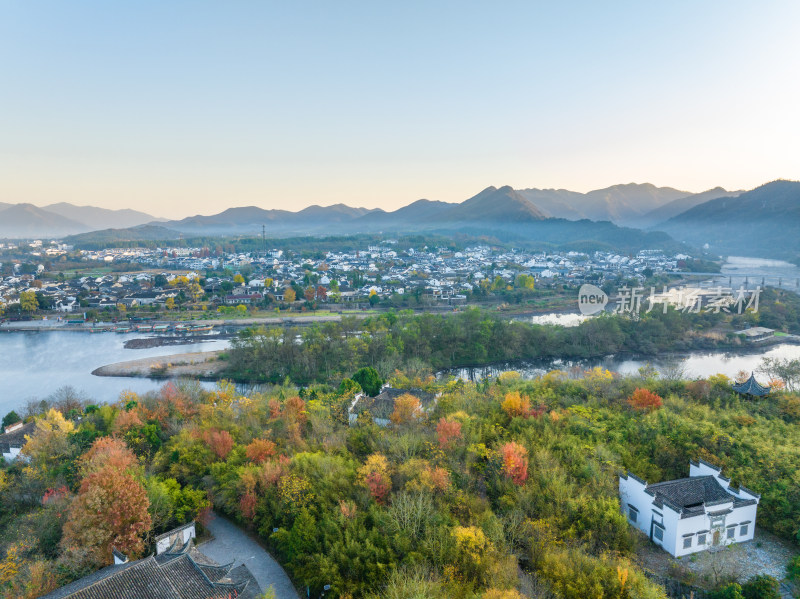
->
<box><xmin>0</xmin><ymin>331</ymin><xmax>228</xmax><ymax>417</ymax></box>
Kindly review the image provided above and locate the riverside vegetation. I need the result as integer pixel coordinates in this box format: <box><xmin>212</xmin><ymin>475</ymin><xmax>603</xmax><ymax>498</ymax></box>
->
<box><xmin>1</xmin><ymin>361</ymin><xmax>800</xmax><ymax>598</ymax></box>
<box><xmin>222</xmin><ymin>287</ymin><xmax>800</xmax><ymax>385</ymax></box>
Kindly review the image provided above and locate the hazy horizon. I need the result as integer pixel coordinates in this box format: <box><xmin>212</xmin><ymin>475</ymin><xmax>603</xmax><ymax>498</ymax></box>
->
<box><xmin>2</xmin><ymin>1</ymin><xmax>799</xmax><ymax>219</ymax></box>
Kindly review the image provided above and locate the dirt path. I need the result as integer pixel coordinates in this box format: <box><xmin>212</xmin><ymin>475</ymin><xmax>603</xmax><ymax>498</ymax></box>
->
<box><xmin>91</xmin><ymin>350</ymin><xmax>226</xmax><ymax>378</ymax></box>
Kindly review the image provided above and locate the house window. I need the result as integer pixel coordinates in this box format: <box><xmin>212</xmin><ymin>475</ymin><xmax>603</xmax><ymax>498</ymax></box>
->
<box><xmin>628</xmin><ymin>505</ymin><xmax>638</xmax><ymax>523</ymax></box>
<box><xmin>653</xmin><ymin>524</ymin><xmax>664</xmax><ymax>542</ymax></box>
<box><xmin>683</xmin><ymin>537</ymin><xmax>692</xmax><ymax>549</ymax></box>
<box><xmin>740</xmin><ymin>524</ymin><xmax>748</xmax><ymax>536</ymax></box>
<box><xmin>727</xmin><ymin>527</ymin><xmax>736</xmax><ymax>540</ymax></box>
<box><xmin>697</xmin><ymin>533</ymin><xmax>707</xmax><ymax>545</ymax></box>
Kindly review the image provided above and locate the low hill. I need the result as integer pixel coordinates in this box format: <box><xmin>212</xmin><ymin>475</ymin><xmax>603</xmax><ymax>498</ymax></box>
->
<box><xmin>63</xmin><ymin>224</ymin><xmax>182</xmax><ymax>248</ymax></box>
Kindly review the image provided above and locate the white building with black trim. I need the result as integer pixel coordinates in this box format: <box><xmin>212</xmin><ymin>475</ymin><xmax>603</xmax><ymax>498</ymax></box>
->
<box><xmin>619</xmin><ymin>459</ymin><xmax>759</xmax><ymax>557</ymax></box>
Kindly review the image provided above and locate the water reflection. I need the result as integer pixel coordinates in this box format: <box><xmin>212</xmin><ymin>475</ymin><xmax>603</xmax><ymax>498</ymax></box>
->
<box><xmin>442</xmin><ymin>343</ymin><xmax>800</xmax><ymax>382</ymax></box>
<box><xmin>0</xmin><ymin>331</ymin><xmax>228</xmax><ymax>415</ymax></box>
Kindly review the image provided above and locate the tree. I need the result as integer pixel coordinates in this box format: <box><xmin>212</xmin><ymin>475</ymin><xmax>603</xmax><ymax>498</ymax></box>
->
<box><xmin>233</xmin><ymin>274</ymin><xmax>245</xmax><ymax>285</ymax></box>
<box><xmin>245</xmin><ymin>438</ymin><xmax>276</xmax><ymax>464</ymax></box>
<box><xmin>283</xmin><ymin>287</ymin><xmax>296</xmax><ymax>303</ymax></box>
<box><xmin>20</xmin><ymin>290</ymin><xmax>38</xmax><ymax>312</ymax></box>
<box><xmin>165</xmin><ymin>297</ymin><xmax>176</xmax><ymax>310</ymax></box>
<box><xmin>61</xmin><ymin>438</ymin><xmax>151</xmax><ymax>565</ymax></box>
<box><xmin>352</xmin><ymin>367</ymin><xmax>384</xmax><ymax>396</ymax></box>
<box><xmin>390</xmin><ymin>393</ymin><xmax>422</xmax><ymax>425</ymax></box>
<box><xmin>304</xmin><ymin>286</ymin><xmax>315</xmax><ymax>302</ymax></box>
<box><xmin>358</xmin><ymin>453</ymin><xmax>391</xmax><ymax>503</ymax></box>
<box><xmin>500</xmin><ymin>442</ymin><xmax>528</xmax><ymax>485</ymax></box>
<box><xmin>1</xmin><ymin>410</ymin><xmax>20</xmax><ymax>429</ymax></box>
<box><xmin>628</xmin><ymin>388</ymin><xmax>663</xmax><ymax>412</ymax></box>
<box><xmin>202</xmin><ymin>429</ymin><xmax>234</xmax><ymax>460</ymax></box>
<box><xmin>501</xmin><ymin>391</ymin><xmax>531</xmax><ymax>418</ymax></box>
<box><xmin>316</xmin><ymin>285</ymin><xmax>327</xmax><ymax>301</ymax></box>
<box><xmin>436</xmin><ymin>417</ymin><xmax>462</xmax><ymax>449</ymax></box>
<box><xmin>759</xmin><ymin>357</ymin><xmax>800</xmax><ymax>391</ymax></box>
<box><xmin>21</xmin><ymin>409</ymin><xmax>75</xmax><ymax>470</ymax></box>
<box><xmin>741</xmin><ymin>575</ymin><xmax>780</xmax><ymax>599</ymax></box>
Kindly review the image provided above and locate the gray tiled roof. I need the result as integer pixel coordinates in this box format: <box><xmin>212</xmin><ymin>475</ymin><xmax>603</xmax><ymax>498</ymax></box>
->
<box><xmin>353</xmin><ymin>387</ymin><xmax>435</xmax><ymax>420</ymax></box>
<box><xmin>0</xmin><ymin>421</ymin><xmax>35</xmax><ymax>454</ymax></box>
<box><xmin>41</xmin><ymin>541</ymin><xmax>249</xmax><ymax>599</ymax></box>
<box><xmin>646</xmin><ymin>475</ymin><xmax>732</xmax><ymax>508</ymax></box>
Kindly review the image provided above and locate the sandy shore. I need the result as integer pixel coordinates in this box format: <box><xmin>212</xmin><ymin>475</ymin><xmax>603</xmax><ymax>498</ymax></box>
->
<box><xmin>92</xmin><ymin>350</ymin><xmax>227</xmax><ymax>379</ymax></box>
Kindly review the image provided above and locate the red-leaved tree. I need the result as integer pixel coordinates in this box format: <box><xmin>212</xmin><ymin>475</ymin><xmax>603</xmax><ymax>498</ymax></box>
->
<box><xmin>436</xmin><ymin>417</ymin><xmax>462</xmax><ymax>449</ymax></box>
<box><xmin>245</xmin><ymin>439</ymin><xmax>277</xmax><ymax>464</ymax></box>
<box><xmin>61</xmin><ymin>438</ymin><xmax>151</xmax><ymax>565</ymax></box>
<box><xmin>501</xmin><ymin>442</ymin><xmax>529</xmax><ymax>486</ymax></box>
<box><xmin>628</xmin><ymin>388</ymin><xmax>663</xmax><ymax>412</ymax></box>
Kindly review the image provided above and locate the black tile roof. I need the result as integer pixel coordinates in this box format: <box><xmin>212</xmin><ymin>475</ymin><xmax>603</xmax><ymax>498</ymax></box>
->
<box><xmin>646</xmin><ymin>475</ymin><xmax>733</xmax><ymax>508</ymax></box>
<box><xmin>0</xmin><ymin>421</ymin><xmax>35</xmax><ymax>454</ymax></box>
<box><xmin>732</xmin><ymin>373</ymin><xmax>770</xmax><ymax>397</ymax></box>
<box><xmin>41</xmin><ymin>540</ymin><xmax>250</xmax><ymax>599</ymax></box>
<box><xmin>352</xmin><ymin>387</ymin><xmax>436</xmax><ymax>420</ymax></box>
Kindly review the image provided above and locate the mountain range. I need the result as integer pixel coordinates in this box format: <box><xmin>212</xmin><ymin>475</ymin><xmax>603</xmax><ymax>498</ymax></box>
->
<box><xmin>656</xmin><ymin>180</ymin><xmax>800</xmax><ymax>261</ymax></box>
<box><xmin>0</xmin><ymin>203</ymin><xmax>159</xmax><ymax>238</ymax></box>
<box><xmin>5</xmin><ymin>181</ymin><xmax>799</xmax><ymax>263</ymax></box>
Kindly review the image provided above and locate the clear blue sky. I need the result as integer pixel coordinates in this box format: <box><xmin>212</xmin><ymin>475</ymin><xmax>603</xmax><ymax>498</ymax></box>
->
<box><xmin>1</xmin><ymin>1</ymin><xmax>799</xmax><ymax>218</ymax></box>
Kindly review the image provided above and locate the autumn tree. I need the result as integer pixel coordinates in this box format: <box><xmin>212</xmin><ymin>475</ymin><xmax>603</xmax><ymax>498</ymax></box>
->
<box><xmin>316</xmin><ymin>285</ymin><xmax>327</xmax><ymax>300</ymax></box>
<box><xmin>201</xmin><ymin>429</ymin><xmax>234</xmax><ymax>460</ymax></box>
<box><xmin>358</xmin><ymin>453</ymin><xmax>391</xmax><ymax>504</ymax></box>
<box><xmin>61</xmin><ymin>437</ymin><xmax>151</xmax><ymax>565</ymax></box>
<box><xmin>304</xmin><ymin>286</ymin><xmax>315</xmax><ymax>302</ymax></box>
<box><xmin>20</xmin><ymin>290</ymin><xmax>38</xmax><ymax>313</ymax></box>
<box><xmin>21</xmin><ymin>409</ymin><xmax>75</xmax><ymax>471</ymax></box>
<box><xmin>500</xmin><ymin>442</ymin><xmax>528</xmax><ymax>485</ymax></box>
<box><xmin>390</xmin><ymin>393</ymin><xmax>422</xmax><ymax>425</ymax></box>
<box><xmin>628</xmin><ymin>388</ymin><xmax>663</xmax><ymax>412</ymax></box>
<box><xmin>501</xmin><ymin>391</ymin><xmax>531</xmax><ymax>418</ymax></box>
<box><xmin>283</xmin><ymin>287</ymin><xmax>296</xmax><ymax>303</ymax></box>
<box><xmin>245</xmin><ymin>438</ymin><xmax>277</xmax><ymax>464</ymax></box>
<box><xmin>436</xmin><ymin>417</ymin><xmax>462</xmax><ymax>449</ymax></box>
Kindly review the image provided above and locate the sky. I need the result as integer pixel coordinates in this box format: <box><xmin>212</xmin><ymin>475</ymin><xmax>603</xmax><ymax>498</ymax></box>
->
<box><xmin>1</xmin><ymin>1</ymin><xmax>799</xmax><ymax>219</ymax></box>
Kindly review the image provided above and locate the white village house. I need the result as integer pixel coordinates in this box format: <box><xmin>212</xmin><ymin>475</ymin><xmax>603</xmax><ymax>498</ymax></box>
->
<box><xmin>619</xmin><ymin>459</ymin><xmax>759</xmax><ymax>557</ymax></box>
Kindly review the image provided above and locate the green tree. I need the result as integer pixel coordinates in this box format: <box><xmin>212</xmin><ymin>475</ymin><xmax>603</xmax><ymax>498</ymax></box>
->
<box><xmin>1</xmin><ymin>410</ymin><xmax>20</xmax><ymax>429</ymax></box>
<box><xmin>352</xmin><ymin>367</ymin><xmax>383</xmax><ymax>396</ymax></box>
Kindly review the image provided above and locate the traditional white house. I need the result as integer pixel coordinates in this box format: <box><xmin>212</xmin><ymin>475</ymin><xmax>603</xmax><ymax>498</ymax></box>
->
<box><xmin>0</xmin><ymin>421</ymin><xmax>35</xmax><ymax>462</ymax></box>
<box><xmin>619</xmin><ymin>460</ymin><xmax>759</xmax><ymax>557</ymax></box>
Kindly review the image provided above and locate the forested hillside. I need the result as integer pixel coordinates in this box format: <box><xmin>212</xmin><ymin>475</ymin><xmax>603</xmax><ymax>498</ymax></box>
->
<box><xmin>2</xmin><ymin>365</ymin><xmax>799</xmax><ymax>598</ymax></box>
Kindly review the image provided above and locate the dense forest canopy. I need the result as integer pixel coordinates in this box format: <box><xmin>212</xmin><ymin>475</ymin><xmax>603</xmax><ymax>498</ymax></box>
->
<box><xmin>2</xmin><ymin>362</ymin><xmax>799</xmax><ymax>598</ymax></box>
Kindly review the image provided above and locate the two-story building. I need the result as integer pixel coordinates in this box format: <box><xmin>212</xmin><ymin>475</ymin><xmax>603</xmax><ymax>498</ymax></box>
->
<box><xmin>619</xmin><ymin>459</ymin><xmax>759</xmax><ymax>557</ymax></box>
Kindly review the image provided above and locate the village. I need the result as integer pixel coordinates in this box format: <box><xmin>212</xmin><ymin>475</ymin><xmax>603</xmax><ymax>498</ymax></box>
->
<box><xmin>0</xmin><ymin>238</ymin><xmax>699</xmax><ymax>318</ymax></box>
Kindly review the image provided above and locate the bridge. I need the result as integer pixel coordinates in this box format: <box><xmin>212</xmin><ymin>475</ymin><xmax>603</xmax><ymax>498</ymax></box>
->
<box><xmin>664</xmin><ymin>271</ymin><xmax>800</xmax><ymax>289</ymax></box>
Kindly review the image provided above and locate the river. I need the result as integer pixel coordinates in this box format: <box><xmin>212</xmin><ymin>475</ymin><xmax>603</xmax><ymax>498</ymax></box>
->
<box><xmin>0</xmin><ymin>331</ymin><xmax>228</xmax><ymax>417</ymax></box>
<box><xmin>444</xmin><ymin>343</ymin><xmax>800</xmax><ymax>382</ymax></box>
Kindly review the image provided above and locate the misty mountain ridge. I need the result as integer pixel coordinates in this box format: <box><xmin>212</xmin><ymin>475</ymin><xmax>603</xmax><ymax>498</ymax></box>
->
<box><xmin>654</xmin><ymin>179</ymin><xmax>800</xmax><ymax>261</ymax></box>
<box><xmin>0</xmin><ymin>202</ymin><xmax>160</xmax><ymax>239</ymax></box>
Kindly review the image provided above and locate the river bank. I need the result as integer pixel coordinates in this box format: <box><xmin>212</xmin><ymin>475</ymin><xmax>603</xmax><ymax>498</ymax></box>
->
<box><xmin>91</xmin><ymin>350</ymin><xmax>226</xmax><ymax>379</ymax></box>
